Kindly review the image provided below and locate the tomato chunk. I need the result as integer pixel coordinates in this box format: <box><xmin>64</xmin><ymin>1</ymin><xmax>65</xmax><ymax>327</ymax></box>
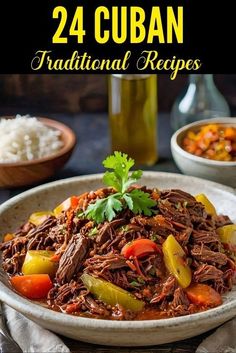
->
<box><xmin>185</xmin><ymin>283</ymin><xmax>222</xmax><ymax>307</ymax></box>
<box><xmin>121</xmin><ymin>239</ymin><xmax>161</xmax><ymax>259</ymax></box>
<box><xmin>11</xmin><ymin>274</ymin><xmax>53</xmax><ymax>299</ymax></box>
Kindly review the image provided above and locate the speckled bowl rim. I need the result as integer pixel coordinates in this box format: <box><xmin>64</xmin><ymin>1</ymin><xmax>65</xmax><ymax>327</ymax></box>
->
<box><xmin>0</xmin><ymin>117</ymin><xmax>77</xmax><ymax>167</ymax></box>
<box><xmin>0</xmin><ymin>172</ymin><xmax>236</xmax><ymax>331</ymax></box>
<box><xmin>171</xmin><ymin>117</ymin><xmax>236</xmax><ymax>167</ymax></box>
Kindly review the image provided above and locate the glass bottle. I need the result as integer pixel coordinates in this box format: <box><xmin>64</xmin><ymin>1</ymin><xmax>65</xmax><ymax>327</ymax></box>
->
<box><xmin>108</xmin><ymin>74</ymin><xmax>158</xmax><ymax>166</ymax></box>
<box><xmin>171</xmin><ymin>74</ymin><xmax>231</xmax><ymax>131</ymax></box>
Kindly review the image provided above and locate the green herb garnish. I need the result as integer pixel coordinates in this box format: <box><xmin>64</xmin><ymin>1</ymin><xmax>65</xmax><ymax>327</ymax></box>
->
<box><xmin>76</xmin><ymin>211</ymin><xmax>84</xmax><ymax>218</ymax></box>
<box><xmin>175</xmin><ymin>202</ymin><xmax>181</xmax><ymax>210</ymax></box>
<box><xmin>84</xmin><ymin>152</ymin><xmax>156</xmax><ymax>223</ymax></box>
<box><xmin>137</xmin><ymin>276</ymin><xmax>145</xmax><ymax>284</ymax></box>
<box><xmin>130</xmin><ymin>281</ymin><xmax>141</xmax><ymax>287</ymax></box>
<box><xmin>150</xmin><ymin>234</ymin><xmax>158</xmax><ymax>242</ymax></box>
<box><xmin>88</xmin><ymin>227</ymin><xmax>98</xmax><ymax>237</ymax></box>
<box><xmin>120</xmin><ymin>225</ymin><xmax>130</xmax><ymax>232</ymax></box>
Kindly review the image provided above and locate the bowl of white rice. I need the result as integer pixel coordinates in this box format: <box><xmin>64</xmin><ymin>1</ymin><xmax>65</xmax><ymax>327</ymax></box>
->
<box><xmin>0</xmin><ymin>115</ymin><xmax>76</xmax><ymax>188</ymax></box>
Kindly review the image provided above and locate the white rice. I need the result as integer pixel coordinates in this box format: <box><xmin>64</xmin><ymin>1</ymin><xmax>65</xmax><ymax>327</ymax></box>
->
<box><xmin>0</xmin><ymin>115</ymin><xmax>64</xmax><ymax>163</ymax></box>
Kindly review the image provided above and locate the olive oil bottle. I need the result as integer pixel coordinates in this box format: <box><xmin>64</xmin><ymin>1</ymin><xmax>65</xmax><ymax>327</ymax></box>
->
<box><xmin>108</xmin><ymin>74</ymin><xmax>158</xmax><ymax>166</ymax></box>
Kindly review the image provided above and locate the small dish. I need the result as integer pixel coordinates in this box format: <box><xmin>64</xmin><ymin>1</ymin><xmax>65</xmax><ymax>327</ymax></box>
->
<box><xmin>0</xmin><ymin>117</ymin><xmax>76</xmax><ymax>188</ymax></box>
<box><xmin>171</xmin><ymin>118</ymin><xmax>236</xmax><ymax>187</ymax></box>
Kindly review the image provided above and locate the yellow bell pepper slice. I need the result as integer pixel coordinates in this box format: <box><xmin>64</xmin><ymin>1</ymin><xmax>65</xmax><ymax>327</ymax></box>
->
<box><xmin>53</xmin><ymin>196</ymin><xmax>79</xmax><ymax>218</ymax></box>
<box><xmin>81</xmin><ymin>273</ymin><xmax>144</xmax><ymax>312</ymax></box>
<box><xmin>163</xmin><ymin>234</ymin><xmax>192</xmax><ymax>288</ymax></box>
<box><xmin>22</xmin><ymin>250</ymin><xmax>57</xmax><ymax>277</ymax></box>
<box><xmin>29</xmin><ymin>211</ymin><xmax>54</xmax><ymax>226</ymax></box>
<box><xmin>195</xmin><ymin>194</ymin><xmax>217</xmax><ymax>216</ymax></box>
<box><xmin>217</xmin><ymin>224</ymin><xmax>236</xmax><ymax>251</ymax></box>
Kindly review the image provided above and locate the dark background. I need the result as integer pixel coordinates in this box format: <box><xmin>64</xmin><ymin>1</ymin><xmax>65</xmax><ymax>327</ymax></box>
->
<box><xmin>0</xmin><ymin>74</ymin><xmax>235</xmax><ymax>115</ymax></box>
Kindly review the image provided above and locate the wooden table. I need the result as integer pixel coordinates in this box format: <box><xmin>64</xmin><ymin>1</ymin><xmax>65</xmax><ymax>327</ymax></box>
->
<box><xmin>0</xmin><ymin>113</ymin><xmax>216</xmax><ymax>352</ymax></box>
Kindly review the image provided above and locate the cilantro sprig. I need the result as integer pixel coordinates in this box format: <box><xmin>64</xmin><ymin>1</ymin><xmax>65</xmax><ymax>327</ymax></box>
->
<box><xmin>84</xmin><ymin>152</ymin><xmax>157</xmax><ymax>223</ymax></box>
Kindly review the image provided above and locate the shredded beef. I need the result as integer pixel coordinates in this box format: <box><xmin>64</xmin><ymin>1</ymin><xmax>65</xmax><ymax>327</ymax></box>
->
<box><xmin>194</xmin><ymin>264</ymin><xmax>223</xmax><ymax>282</ymax></box>
<box><xmin>191</xmin><ymin>230</ymin><xmax>220</xmax><ymax>247</ymax></box>
<box><xmin>160</xmin><ymin>189</ymin><xmax>196</xmax><ymax>204</ymax></box>
<box><xmin>169</xmin><ymin>288</ymin><xmax>190</xmax><ymax>316</ymax></box>
<box><xmin>171</xmin><ymin>288</ymin><xmax>189</xmax><ymax>308</ymax></box>
<box><xmin>150</xmin><ymin>275</ymin><xmax>177</xmax><ymax>303</ymax></box>
<box><xmin>14</xmin><ymin>222</ymin><xmax>34</xmax><ymax>237</ymax></box>
<box><xmin>96</xmin><ymin>223</ymin><xmax>113</xmax><ymax>246</ymax></box>
<box><xmin>0</xmin><ymin>236</ymin><xmax>28</xmax><ymax>274</ymax></box>
<box><xmin>96</xmin><ymin>219</ymin><xmax>126</xmax><ymax>246</ymax></box>
<box><xmin>161</xmin><ymin>275</ymin><xmax>178</xmax><ymax>296</ymax></box>
<box><xmin>1</xmin><ymin>186</ymin><xmax>235</xmax><ymax>320</ymax></box>
<box><xmin>222</xmin><ymin>269</ymin><xmax>234</xmax><ymax>291</ymax></box>
<box><xmin>84</xmin><ymin>296</ymin><xmax>109</xmax><ymax>316</ymax></box>
<box><xmin>175</xmin><ymin>226</ymin><xmax>193</xmax><ymax>246</ymax></box>
<box><xmin>159</xmin><ymin>189</ymin><xmax>207</xmax><ymax>227</ymax></box>
<box><xmin>191</xmin><ymin>245</ymin><xmax>228</xmax><ymax>266</ymax></box>
<box><xmin>140</xmin><ymin>253</ymin><xmax>166</xmax><ymax>279</ymax></box>
<box><xmin>170</xmin><ymin>304</ymin><xmax>190</xmax><ymax>317</ymax></box>
<box><xmin>56</xmin><ymin>234</ymin><xmax>90</xmax><ymax>284</ymax></box>
<box><xmin>130</xmin><ymin>215</ymin><xmax>176</xmax><ymax>238</ymax></box>
<box><xmin>27</xmin><ymin>216</ymin><xmax>57</xmax><ymax>239</ymax></box>
<box><xmin>158</xmin><ymin>201</ymin><xmax>192</xmax><ymax>226</ymax></box>
<box><xmin>47</xmin><ymin>280</ymin><xmax>86</xmax><ymax>308</ymax></box>
<box><xmin>85</xmin><ymin>252</ymin><xmax>127</xmax><ymax>273</ymax></box>
<box><xmin>215</xmin><ymin>215</ymin><xmax>232</xmax><ymax>228</ymax></box>
<box><xmin>0</xmin><ymin>236</ymin><xmax>27</xmax><ymax>255</ymax></box>
<box><xmin>2</xmin><ymin>253</ymin><xmax>26</xmax><ymax>274</ymax></box>
<box><xmin>110</xmin><ymin>270</ymin><xmax>134</xmax><ymax>289</ymax></box>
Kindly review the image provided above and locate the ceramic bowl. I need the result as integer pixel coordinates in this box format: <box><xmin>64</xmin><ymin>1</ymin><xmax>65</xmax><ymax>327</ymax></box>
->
<box><xmin>171</xmin><ymin>118</ymin><xmax>236</xmax><ymax>187</ymax></box>
<box><xmin>0</xmin><ymin>172</ymin><xmax>236</xmax><ymax>346</ymax></box>
<box><xmin>0</xmin><ymin>117</ymin><xmax>76</xmax><ymax>188</ymax></box>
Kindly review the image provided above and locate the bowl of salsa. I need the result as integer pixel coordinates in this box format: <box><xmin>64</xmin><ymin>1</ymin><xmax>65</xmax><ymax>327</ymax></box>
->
<box><xmin>171</xmin><ymin>118</ymin><xmax>236</xmax><ymax>187</ymax></box>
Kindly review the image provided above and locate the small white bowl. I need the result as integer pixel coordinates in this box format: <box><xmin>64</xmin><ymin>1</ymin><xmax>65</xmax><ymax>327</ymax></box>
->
<box><xmin>171</xmin><ymin>118</ymin><xmax>236</xmax><ymax>188</ymax></box>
